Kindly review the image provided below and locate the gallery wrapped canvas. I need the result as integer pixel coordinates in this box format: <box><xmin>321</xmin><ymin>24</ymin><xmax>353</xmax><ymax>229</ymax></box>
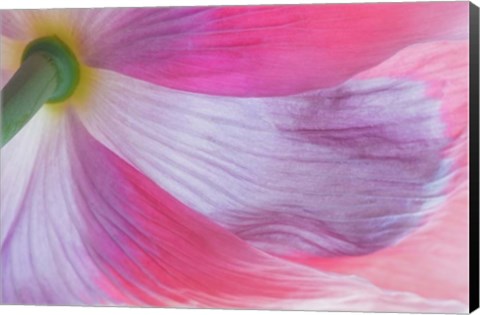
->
<box><xmin>0</xmin><ymin>1</ymin><xmax>478</xmax><ymax>313</ymax></box>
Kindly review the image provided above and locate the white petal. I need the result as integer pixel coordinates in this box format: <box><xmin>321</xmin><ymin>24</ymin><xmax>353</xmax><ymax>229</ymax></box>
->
<box><xmin>1</xmin><ymin>110</ymin><xmax>110</xmax><ymax>304</ymax></box>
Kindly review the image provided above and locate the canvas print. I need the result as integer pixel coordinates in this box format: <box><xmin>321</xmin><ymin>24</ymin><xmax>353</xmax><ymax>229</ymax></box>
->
<box><xmin>0</xmin><ymin>1</ymin><xmax>477</xmax><ymax>313</ymax></box>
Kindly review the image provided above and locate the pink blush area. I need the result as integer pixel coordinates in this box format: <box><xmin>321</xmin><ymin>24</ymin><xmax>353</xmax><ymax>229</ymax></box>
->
<box><xmin>87</xmin><ymin>2</ymin><xmax>468</xmax><ymax>96</ymax></box>
<box><xmin>1</xmin><ymin>69</ymin><xmax>13</xmax><ymax>89</ymax></box>
<box><xmin>297</xmin><ymin>189</ymin><xmax>469</xmax><ymax>304</ymax></box>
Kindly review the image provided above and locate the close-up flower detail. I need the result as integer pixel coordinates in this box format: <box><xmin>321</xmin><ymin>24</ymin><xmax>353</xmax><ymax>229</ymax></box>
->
<box><xmin>0</xmin><ymin>2</ymin><xmax>470</xmax><ymax>312</ymax></box>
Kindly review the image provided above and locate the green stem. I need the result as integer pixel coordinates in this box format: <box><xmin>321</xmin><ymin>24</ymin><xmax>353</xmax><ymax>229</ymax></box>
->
<box><xmin>1</xmin><ymin>53</ymin><xmax>58</xmax><ymax>147</ymax></box>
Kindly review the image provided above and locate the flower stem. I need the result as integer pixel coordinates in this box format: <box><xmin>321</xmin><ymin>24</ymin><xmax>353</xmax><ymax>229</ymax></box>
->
<box><xmin>1</xmin><ymin>53</ymin><xmax>58</xmax><ymax>147</ymax></box>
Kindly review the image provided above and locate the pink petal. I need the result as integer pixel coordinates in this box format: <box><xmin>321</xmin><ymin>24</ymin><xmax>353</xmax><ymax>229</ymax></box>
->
<box><xmin>303</xmin><ymin>189</ymin><xmax>469</xmax><ymax>304</ymax></box>
<box><xmin>1</xmin><ymin>108</ymin><xmax>465</xmax><ymax>311</ymax></box>
<box><xmin>294</xmin><ymin>40</ymin><xmax>470</xmax><ymax>303</ymax></box>
<box><xmin>3</xmin><ymin>4</ymin><xmax>467</xmax><ymax>96</ymax></box>
<box><xmin>85</xmin><ymin>3</ymin><xmax>468</xmax><ymax>96</ymax></box>
<box><xmin>78</xmin><ymin>39</ymin><xmax>463</xmax><ymax>259</ymax></box>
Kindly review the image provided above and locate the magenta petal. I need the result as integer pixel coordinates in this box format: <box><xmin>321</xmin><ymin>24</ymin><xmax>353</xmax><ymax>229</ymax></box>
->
<box><xmin>0</xmin><ymin>4</ymin><xmax>468</xmax><ymax>96</ymax></box>
<box><xmin>81</xmin><ymin>2</ymin><xmax>469</xmax><ymax>96</ymax></box>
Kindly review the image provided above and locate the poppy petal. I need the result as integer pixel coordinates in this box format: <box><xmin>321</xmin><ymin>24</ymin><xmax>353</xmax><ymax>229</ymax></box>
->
<box><xmin>85</xmin><ymin>3</ymin><xmax>468</xmax><ymax>96</ymax></box>
<box><xmin>1</xmin><ymin>110</ymin><xmax>112</xmax><ymax>304</ymax></box>
<box><xmin>293</xmin><ymin>39</ymin><xmax>469</xmax><ymax>303</ymax></box>
<box><xmin>1</xmin><ymin>108</ymin><xmax>466</xmax><ymax>311</ymax></box>
<box><xmin>305</xmin><ymin>188</ymin><xmax>469</xmax><ymax>304</ymax></box>
<box><xmin>77</xmin><ymin>39</ymin><xmax>462</xmax><ymax>258</ymax></box>
<box><xmin>2</xmin><ymin>4</ymin><xmax>467</xmax><ymax>96</ymax></box>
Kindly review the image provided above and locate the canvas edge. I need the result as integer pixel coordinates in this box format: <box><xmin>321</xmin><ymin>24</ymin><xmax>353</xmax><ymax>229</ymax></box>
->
<box><xmin>469</xmin><ymin>1</ymin><xmax>480</xmax><ymax>314</ymax></box>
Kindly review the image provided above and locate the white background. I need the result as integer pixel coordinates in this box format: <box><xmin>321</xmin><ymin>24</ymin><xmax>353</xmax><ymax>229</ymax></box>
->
<box><xmin>0</xmin><ymin>0</ymin><xmax>478</xmax><ymax>315</ymax></box>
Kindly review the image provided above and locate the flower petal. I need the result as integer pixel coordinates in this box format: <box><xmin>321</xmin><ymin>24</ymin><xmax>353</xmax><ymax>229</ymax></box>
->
<box><xmin>84</xmin><ymin>3</ymin><xmax>468</xmax><ymax>96</ymax></box>
<box><xmin>3</xmin><ymin>4</ymin><xmax>466</xmax><ymax>96</ymax></box>
<box><xmin>77</xmin><ymin>40</ymin><xmax>463</xmax><ymax>259</ymax></box>
<box><xmin>293</xmin><ymin>39</ymin><xmax>469</xmax><ymax>304</ymax></box>
<box><xmin>1</xmin><ymin>110</ymin><xmax>111</xmax><ymax>304</ymax></box>
<box><xmin>1</xmin><ymin>108</ymin><xmax>465</xmax><ymax>311</ymax></box>
<box><xmin>304</xmin><ymin>188</ymin><xmax>469</xmax><ymax>304</ymax></box>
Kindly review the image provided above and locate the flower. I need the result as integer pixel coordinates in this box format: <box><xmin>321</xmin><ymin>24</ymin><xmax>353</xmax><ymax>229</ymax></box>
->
<box><xmin>0</xmin><ymin>2</ymin><xmax>469</xmax><ymax>312</ymax></box>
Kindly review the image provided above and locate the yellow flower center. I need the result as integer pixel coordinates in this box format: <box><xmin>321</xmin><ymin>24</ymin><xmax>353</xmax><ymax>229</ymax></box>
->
<box><xmin>8</xmin><ymin>14</ymin><xmax>99</xmax><ymax>114</ymax></box>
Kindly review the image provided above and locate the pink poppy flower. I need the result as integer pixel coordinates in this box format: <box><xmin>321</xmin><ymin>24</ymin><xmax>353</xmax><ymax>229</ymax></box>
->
<box><xmin>0</xmin><ymin>2</ymin><xmax>470</xmax><ymax>312</ymax></box>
